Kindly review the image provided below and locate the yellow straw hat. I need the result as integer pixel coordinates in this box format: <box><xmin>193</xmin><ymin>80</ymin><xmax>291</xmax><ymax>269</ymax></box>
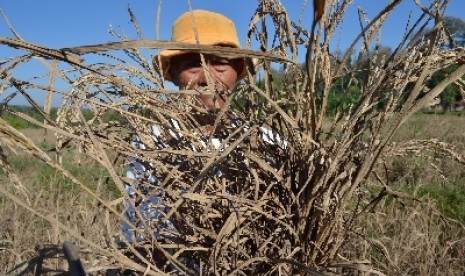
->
<box><xmin>154</xmin><ymin>10</ymin><xmax>247</xmax><ymax>81</ymax></box>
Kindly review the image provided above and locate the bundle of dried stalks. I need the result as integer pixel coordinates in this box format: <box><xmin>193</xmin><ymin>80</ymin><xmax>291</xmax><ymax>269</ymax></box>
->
<box><xmin>1</xmin><ymin>0</ymin><xmax>465</xmax><ymax>274</ymax></box>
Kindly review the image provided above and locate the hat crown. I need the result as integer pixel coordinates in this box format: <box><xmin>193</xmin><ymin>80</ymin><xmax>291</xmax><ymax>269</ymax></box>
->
<box><xmin>171</xmin><ymin>10</ymin><xmax>240</xmax><ymax>47</ymax></box>
<box><xmin>154</xmin><ymin>10</ymin><xmax>247</xmax><ymax>82</ymax></box>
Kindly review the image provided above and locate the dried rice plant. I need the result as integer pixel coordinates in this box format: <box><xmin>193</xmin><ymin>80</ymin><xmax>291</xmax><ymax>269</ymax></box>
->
<box><xmin>1</xmin><ymin>0</ymin><xmax>465</xmax><ymax>274</ymax></box>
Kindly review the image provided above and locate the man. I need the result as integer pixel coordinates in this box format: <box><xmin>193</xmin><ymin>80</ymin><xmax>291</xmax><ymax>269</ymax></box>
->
<box><xmin>122</xmin><ymin>10</ymin><xmax>285</xmax><ymax>271</ymax></box>
<box><xmin>122</xmin><ymin>7</ymin><xmax>246</xmax><ymax>256</ymax></box>
<box><xmin>155</xmin><ymin>9</ymin><xmax>248</xmax><ymax>135</ymax></box>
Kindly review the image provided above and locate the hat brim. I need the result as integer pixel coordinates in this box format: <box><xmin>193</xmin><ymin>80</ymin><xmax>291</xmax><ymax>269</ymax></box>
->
<box><xmin>153</xmin><ymin>44</ymin><xmax>249</xmax><ymax>82</ymax></box>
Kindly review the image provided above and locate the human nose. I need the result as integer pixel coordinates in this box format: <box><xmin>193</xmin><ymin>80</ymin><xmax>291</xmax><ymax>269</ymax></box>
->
<box><xmin>197</xmin><ymin>62</ymin><xmax>226</xmax><ymax>90</ymax></box>
<box><xmin>195</xmin><ymin>64</ymin><xmax>209</xmax><ymax>87</ymax></box>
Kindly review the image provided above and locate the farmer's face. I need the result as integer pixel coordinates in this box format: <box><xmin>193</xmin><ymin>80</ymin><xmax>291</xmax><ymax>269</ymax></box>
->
<box><xmin>169</xmin><ymin>53</ymin><xmax>243</xmax><ymax>111</ymax></box>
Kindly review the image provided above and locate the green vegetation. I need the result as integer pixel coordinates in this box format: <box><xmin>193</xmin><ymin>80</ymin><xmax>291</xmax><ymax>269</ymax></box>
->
<box><xmin>1</xmin><ymin>105</ymin><xmax>55</xmax><ymax>129</ymax></box>
<box><xmin>261</xmin><ymin>15</ymin><xmax>465</xmax><ymax>115</ymax></box>
<box><xmin>0</xmin><ymin>149</ymin><xmax>122</xmax><ymax>200</ymax></box>
<box><xmin>1</xmin><ymin>3</ymin><xmax>464</xmax><ymax>273</ymax></box>
<box><xmin>418</xmin><ymin>180</ymin><xmax>465</xmax><ymax>223</ymax></box>
<box><xmin>2</xmin><ymin>105</ymin><xmax>125</xmax><ymax>129</ymax></box>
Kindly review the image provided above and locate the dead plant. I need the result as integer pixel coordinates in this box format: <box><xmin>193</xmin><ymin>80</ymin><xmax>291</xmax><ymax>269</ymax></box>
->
<box><xmin>1</xmin><ymin>0</ymin><xmax>464</xmax><ymax>274</ymax></box>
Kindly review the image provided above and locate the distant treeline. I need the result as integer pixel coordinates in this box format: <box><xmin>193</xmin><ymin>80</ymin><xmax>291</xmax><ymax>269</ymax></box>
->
<box><xmin>2</xmin><ymin>105</ymin><xmax>124</xmax><ymax>129</ymax></box>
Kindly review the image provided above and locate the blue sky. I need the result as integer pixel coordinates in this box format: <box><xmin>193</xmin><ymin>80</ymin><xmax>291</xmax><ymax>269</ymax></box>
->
<box><xmin>1</xmin><ymin>0</ymin><xmax>464</xmax><ymax>106</ymax></box>
<box><xmin>1</xmin><ymin>1</ymin><xmax>463</xmax><ymax>48</ymax></box>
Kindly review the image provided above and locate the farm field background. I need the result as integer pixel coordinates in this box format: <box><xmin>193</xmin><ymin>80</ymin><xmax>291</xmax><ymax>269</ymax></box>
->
<box><xmin>1</xmin><ymin>111</ymin><xmax>464</xmax><ymax>274</ymax></box>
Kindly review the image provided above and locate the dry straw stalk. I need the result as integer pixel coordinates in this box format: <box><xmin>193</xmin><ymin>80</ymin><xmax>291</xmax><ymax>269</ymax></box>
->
<box><xmin>1</xmin><ymin>0</ymin><xmax>464</xmax><ymax>274</ymax></box>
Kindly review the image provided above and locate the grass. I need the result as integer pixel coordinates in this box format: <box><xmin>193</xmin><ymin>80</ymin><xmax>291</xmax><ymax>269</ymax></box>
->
<box><xmin>1</xmin><ymin>113</ymin><xmax>464</xmax><ymax>274</ymax></box>
<box><xmin>384</xmin><ymin>113</ymin><xmax>465</xmax><ymax>224</ymax></box>
<box><xmin>342</xmin><ymin>112</ymin><xmax>465</xmax><ymax>275</ymax></box>
<box><xmin>418</xmin><ymin>180</ymin><xmax>465</xmax><ymax>223</ymax></box>
<box><xmin>0</xmin><ymin>128</ymin><xmax>121</xmax><ymax>199</ymax></box>
<box><xmin>1</xmin><ymin>1</ymin><xmax>464</xmax><ymax>273</ymax></box>
<box><xmin>0</xmin><ymin>128</ymin><xmax>124</xmax><ymax>273</ymax></box>
<box><xmin>394</xmin><ymin>112</ymin><xmax>465</xmax><ymax>144</ymax></box>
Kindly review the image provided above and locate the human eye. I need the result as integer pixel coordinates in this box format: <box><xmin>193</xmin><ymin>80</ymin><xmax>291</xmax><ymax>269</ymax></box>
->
<box><xmin>210</xmin><ymin>57</ymin><xmax>231</xmax><ymax>70</ymax></box>
<box><xmin>184</xmin><ymin>59</ymin><xmax>202</xmax><ymax>69</ymax></box>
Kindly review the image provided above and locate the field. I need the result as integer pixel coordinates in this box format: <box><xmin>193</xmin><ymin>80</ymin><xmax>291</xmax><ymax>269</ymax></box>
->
<box><xmin>348</xmin><ymin>112</ymin><xmax>465</xmax><ymax>274</ymax></box>
<box><xmin>1</xmin><ymin>112</ymin><xmax>464</xmax><ymax>274</ymax></box>
<box><xmin>1</xmin><ymin>0</ymin><xmax>465</xmax><ymax>274</ymax></box>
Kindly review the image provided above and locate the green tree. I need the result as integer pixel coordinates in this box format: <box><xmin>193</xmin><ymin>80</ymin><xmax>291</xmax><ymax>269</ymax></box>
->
<box><xmin>418</xmin><ymin>16</ymin><xmax>465</xmax><ymax>109</ymax></box>
<box><xmin>444</xmin><ymin>16</ymin><xmax>465</xmax><ymax>47</ymax></box>
<box><xmin>427</xmin><ymin>64</ymin><xmax>462</xmax><ymax>110</ymax></box>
